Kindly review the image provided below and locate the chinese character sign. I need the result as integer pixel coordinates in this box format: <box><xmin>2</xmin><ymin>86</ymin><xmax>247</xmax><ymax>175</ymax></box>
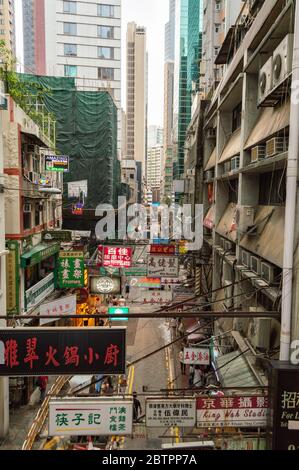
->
<box><xmin>183</xmin><ymin>348</ymin><xmax>210</xmax><ymax>366</ymax></box>
<box><xmin>196</xmin><ymin>396</ymin><xmax>268</xmax><ymax>428</ymax></box>
<box><xmin>102</xmin><ymin>247</ymin><xmax>133</xmax><ymax>268</ymax></box>
<box><xmin>150</xmin><ymin>245</ymin><xmax>176</xmax><ymax>256</ymax></box>
<box><xmin>146</xmin><ymin>399</ymin><xmax>196</xmax><ymax>428</ymax></box>
<box><xmin>147</xmin><ymin>256</ymin><xmax>179</xmax><ymax>277</ymax></box>
<box><xmin>0</xmin><ymin>328</ymin><xmax>126</xmax><ymax>376</ymax></box>
<box><xmin>39</xmin><ymin>295</ymin><xmax>77</xmax><ymax>326</ymax></box>
<box><xmin>49</xmin><ymin>399</ymin><xmax>133</xmax><ymax>436</ymax></box>
<box><xmin>58</xmin><ymin>252</ymin><xmax>84</xmax><ymax>289</ymax></box>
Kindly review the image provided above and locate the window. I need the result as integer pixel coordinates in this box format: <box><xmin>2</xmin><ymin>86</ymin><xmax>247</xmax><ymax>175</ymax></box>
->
<box><xmin>232</xmin><ymin>102</ymin><xmax>242</xmax><ymax>132</ymax></box>
<box><xmin>63</xmin><ymin>22</ymin><xmax>77</xmax><ymax>35</ymax></box>
<box><xmin>64</xmin><ymin>65</ymin><xmax>77</xmax><ymax>77</ymax></box>
<box><xmin>259</xmin><ymin>170</ymin><xmax>286</xmax><ymax>205</ymax></box>
<box><xmin>98</xmin><ymin>67</ymin><xmax>114</xmax><ymax>80</ymax></box>
<box><xmin>98</xmin><ymin>4</ymin><xmax>114</xmax><ymax>17</ymax></box>
<box><xmin>215</xmin><ymin>1</ymin><xmax>222</xmax><ymax>11</ymax></box>
<box><xmin>63</xmin><ymin>1</ymin><xmax>76</xmax><ymax>14</ymax></box>
<box><xmin>64</xmin><ymin>43</ymin><xmax>77</xmax><ymax>56</ymax></box>
<box><xmin>98</xmin><ymin>46</ymin><xmax>114</xmax><ymax>59</ymax></box>
<box><xmin>98</xmin><ymin>25</ymin><xmax>114</xmax><ymax>39</ymax></box>
<box><xmin>215</xmin><ymin>23</ymin><xmax>221</xmax><ymax>33</ymax></box>
<box><xmin>35</xmin><ymin>204</ymin><xmax>41</xmax><ymax>227</ymax></box>
<box><xmin>228</xmin><ymin>179</ymin><xmax>238</xmax><ymax>203</ymax></box>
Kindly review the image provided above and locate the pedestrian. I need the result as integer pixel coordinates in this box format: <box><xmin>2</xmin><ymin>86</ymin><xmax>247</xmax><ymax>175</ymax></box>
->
<box><xmin>178</xmin><ymin>348</ymin><xmax>186</xmax><ymax>375</ymax></box>
<box><xmin>177</xmin><ymin>319</ymin><xmax>185</xmax><ymax>338</ymax></box>
<box><xmin>132</xmin><ymin>392</ymin><xmax>142</xmax><ymax>422</ymax></box>
<box><xmin>189</xmin><ymin>365</ymin><xmax>195</xmax><ymax>387</ymax></box>
<box><xmin>37</xmin><ymin>376</ymin><xmax>48</xmax><ymax>403</ymax></box>
<box><xmin>102</xmin><ymin>376</ymin><xmax>114</xmax><ymax>396</ymax></box>
<box><xmin>119</xmin><ymin>375</ymin><xmax>127</xmax><ymax>394</ymax></box>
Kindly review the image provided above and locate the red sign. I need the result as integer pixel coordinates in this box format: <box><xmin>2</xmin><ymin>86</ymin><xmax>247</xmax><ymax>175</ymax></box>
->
<box><xmin>150</xmin><ymin>245</ymin><xmax>176</xmax><ymax>256</ymax></box>
<box><xmin>102</xmin><ymin>246</ymin><xmax>132</xmax><ymax>268</ymax></box>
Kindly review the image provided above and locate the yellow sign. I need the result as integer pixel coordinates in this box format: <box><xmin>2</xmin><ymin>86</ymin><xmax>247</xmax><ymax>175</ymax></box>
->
<box><xmin>6</xmin><ymin>241</ymin><xmax>19</xmax><ymax>314</ymax></box>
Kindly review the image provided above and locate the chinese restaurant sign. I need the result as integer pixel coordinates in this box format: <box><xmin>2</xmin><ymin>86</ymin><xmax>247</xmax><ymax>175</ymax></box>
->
<box><xmin>39</xmin><ymin>295</ymin><xmax>77</xmax><ymax>326</ymax></box>
<box><xmin>183</xmin><ymin>348</ymin><xmax>210</xmax><ymax>366</ymax></box>
<box><xmin>49</xmin><ymin>398</ymin><xmax>133</xmax><ymax>436</ymax></box>
<box><xmin>196</xmin><ymin>396</ymin><xmax>268</xmax><ymax>428</ymax></box>
<box><xmin>58</xmin><ymin>252</ymin><xmax>84</xmax><ymax>289</ymax></box>
<box><xmin>150</xmin><ymin>245</ymin><xmax>176</xmax><ymax>256</ymax></box>
<box><xmin>146</xmin><ymin>399</ymin><xmax>196</xmax><ymax>428</ymax></box>
<box><xmin>268</xmin><ymin>362</ymin><xmax>299</xmax><ymax>450</ymax></box>
<box><xmin>147</xmin><ymin>256</ymin><xmax>179</xmax><ymax>277</ymax></box>
<box><xmin>102</xmin><ymin>246</ymin><xmax>132</xmax><ymax>268</ymax></box>
<box><xmin>0</xmin><ymin>328</ymin><xmax>126</xmax><ymax>376</ymax></box>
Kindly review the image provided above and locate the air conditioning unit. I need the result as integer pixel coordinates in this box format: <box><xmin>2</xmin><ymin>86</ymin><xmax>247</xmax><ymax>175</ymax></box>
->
<box><xmin>257</xmin><ymin>57</ymin><xmax>273</xmax><ymax>106</ymax></box>
<box><xmin>224</xmin><ymin>161</ymin><xmax>231</xmax><ymax>174</ymax></box>
<box><xmin>206</xmin><ymin>169</ymin><xmax>214</xmax><ymax>180</ymax></box>
<box><xmin>231</xmin><ymin>156</ymin><xmax>240</xmax><ymax>171</ymax></box>
<box><xmin>187</xmin><ymin>169</ymin><xmax>195</xmax><ymax>177</ymax></box>
<box><xmin>236</xmin><ymin>206</ymin><xmax>255</xmax><ymax>233</ymax></box>
<box><xmin>28</xmin><ymin>171</ymin><xmax>39</xmax><ymax>184</ymax></box>
<box><xmin>224</xmin><ymin>280</ymin><xmax>233</xmax><ymax>309</ymax></box>
<box><xmin>207</xmin><ymin>128</ymin><xmax>216</xmax><ymax>139</ymax></box>
<box><xmin>251</xmin><ymin>145</ymin><xmax>266</xmax><ymax>163</ymax></box>
<box><xmin>224</xmin><ymin>240</ymin><xmax>233</xmax><ymax>252</ymax></box>
<box><xmin>261</xmin><ymin>262</ymin><xmax>276</xmax><ymax>284</ymax></box>
<box><xmin>266</xmin><ymin>137</ymin><xmax>286</xmax><ymax>157</ymax></box>
<box><xmin>250</xmin><ymin>255</ymin><xmax>261</xmax><ymax>275</ymax></box>
<box><xmin>249</xmin><ymin>315</ymin><xmax>271</xmax><ymax>350</ymax></box>
<box><xmin>23</xmin><ymin>203</ymin><xmax>32</xmax><ymax>213</ymax></box>
<box><xmin>272</xmin><ymin>34</ymin><xmax>294</xmax><ymax>88</ymax></box>
<box><xmin>241</xmin><ymin>249</ymin><xmax>250</xmax><ymax>267</ymax></box>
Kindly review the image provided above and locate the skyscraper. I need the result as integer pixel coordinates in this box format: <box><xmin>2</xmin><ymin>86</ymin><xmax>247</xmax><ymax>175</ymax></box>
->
<box><xmin>0</xmin><ymin>0</ymin><xmax>16</xmax><ymax>55</ymax></box>
<box><xmin>148</xmin><ymin>125</ymin><xmax>163</xmax><ymax>148</ymax></box>
<box><xmin>164</xmin><ymin>0</ymin><xmax>175</xmax><ymax>63</ymax></box>
<box><xmin>23</xmin><ymin>0</ymin><xmax>46</xmax><ymax>74</ymax></box>
<box><xmin>173</xmin><ymin>0</ymin><xmax>202</xmax><ymax>180</ymax></box>
<box><xmin>126</xmin><ymin>22</ymin><xmax>147</xmax><ymax>177</ymax></box>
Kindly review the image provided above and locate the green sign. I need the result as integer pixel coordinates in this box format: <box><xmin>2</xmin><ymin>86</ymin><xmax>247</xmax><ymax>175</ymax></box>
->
<box><xmin>100</xmin><ymin>267</ymin><xmax>120</xmax><ymax>277</ymax></box>
<box><xmin>58</xmin><ymin>252</ymin><xmax>85</xmax><ymax>288</ymax></box>
<box><xmin>108</xmin><ymin>307</ymin><xmax>129</xmax><ymax>321</ymax></box>
<box><xmin>43</xmin><ymin>231</ymin><xmax>72</xmax><ymax>242</ymax></box>
<box><xmin>121</xmin><ymin>267</ymin><xmax>147</xmax><ymax>277</ymax></box>
<box><xmin>6</xmin><ymin>240</ymin><xmax>20</xmax><ymax>315</ymax></box>
<box><xmin>21</xmin><ymin>243</ymin><xmax>60</xmax><ymax>268</ymax></box>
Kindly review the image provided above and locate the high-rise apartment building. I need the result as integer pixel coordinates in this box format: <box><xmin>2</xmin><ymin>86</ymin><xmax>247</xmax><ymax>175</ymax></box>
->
<box><xmin>126</xmin><ymin>22</ymin><xmax>147</xmax><ymax>177</ymax></box>
<box><xmin>173</xmin><ymin>0</ymin><xmax>202</xmax><ymax>180</ymax></box>
<box><xmin>22</xmin><ymin>0</ymin><xmax>122</xmax><ymax>151</ymax></box>
<box><xmin>148</xmin><ymin>125</ymin><xmax>163</xmax><ymax>148</ymax></box>
<box><xmin>0</xmin><ymin>0</ymin><xmax>16</xmax><ymax>55</ymax></box>
<box><xmin>165</xmin><ymin>0</ymin><xmax>175</xmax><ymax>63</ymax></box>
<box><xmin>147</xmin><ymin>146</ymin><xmax>163</xmax><ymax>192</ymax></box>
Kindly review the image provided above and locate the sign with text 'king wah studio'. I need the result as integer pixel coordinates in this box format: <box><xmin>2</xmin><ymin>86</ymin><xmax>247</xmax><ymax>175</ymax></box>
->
<box><xmin>0</xmin><ymin>328</ymin><xmax>126</xmax><ymax>376</ymax></box>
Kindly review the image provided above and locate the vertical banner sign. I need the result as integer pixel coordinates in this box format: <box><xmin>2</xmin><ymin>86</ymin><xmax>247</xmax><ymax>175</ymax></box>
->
<box><xmin>0</xmin><ymin>328</ymin><xmax>126</xmax><ymax>376</ymax></box>
<box><xmin>49</xmin><ymin>399</ymin><xmax>133</xmax><ymax>436</ymax></box>
<box><xmin>6</xmin><ymin>240</ymin><xmax>19</xmax><ymax>314</ymax></box>
<box><xmin>268</xmin><ymin>362</ymin><xmax>299</xmax><ymax>450</ymax></box>
<box><xmin>58</xmin><ymin>252</ymin><xmax>84</xmax><ymax>288</ymax></box>
<box><xmin>103</xmin><ymin>246</ymin><xmax>132</xmax><ymax>268</ymax></box>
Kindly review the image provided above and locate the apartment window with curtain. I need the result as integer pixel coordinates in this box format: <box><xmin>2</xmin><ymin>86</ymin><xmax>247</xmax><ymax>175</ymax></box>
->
<box><xmin>97</xmin><ymin>4</ymin><xmax>114</xmax><ymax>17</ymax></box>
<box><xmin>63</xmin><ymin>22</ymin><xmax>77</xmax><ymax>35</ymax></box>
<box><xmin>98</xmin><ymin>67</ymin><xmax>114</xmax><ymax>80</ymax></box>
<box><xmin>63</xmin><ymin>1</ymin><xmax>77</xmax><ymax>14</ymax></box>
<box><xmin>64</xmin><ymin>43</ymin><xmax>77</xmax><ymax>56</ymax></box>
<box><xmin>64</xmin><ymin>64</ymin><xmax>77</xmax><ymax>77</ymax></box>
<box><xmin>98</xmin><ymin>46</ymin><xmax>114</xmax><ymax>59</ymax></box>
<box><xmin>98</xmin><ymin>25</ymin><xmax>114</xmax><ymax>39</ymax></box>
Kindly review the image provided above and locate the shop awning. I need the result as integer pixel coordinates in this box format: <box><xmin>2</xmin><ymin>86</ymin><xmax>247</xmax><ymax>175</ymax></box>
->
<box><xmin>240</xmin><ymin>206</ymin><xmax>285</xmax><ymax>268</ymax></box>
<box><xmin>203</xmin><ymin>205</ymin><xmax>215</xmax><ymax>230</ymax></box>
<box><xmin>21</xmin><ymin>243</ymin><xmax>60</xmax><ymax>268</ymax></box>
<box><xmin>245</xmin><ymin>100</ymin><xmax>290</xmax><ymax>149</ymax></box>
<box><xmin>219</xmin><ymin>129</ymin><xmax>241</xmax><ymax>164</ymax></box>
<box><xmin>215</xmin><ymin>26</ymin><xmax>235</xmax><ymax>65</ymax></box>
<box><xmin>216</xmin><ymin>203</ymin><xmax>238</xmax><ymax>242</ymax></box>
<box><xmin>204</xmin><ymin>148</ymin><xmax>216</xmax><ymax>171</ymax></box>
<box><xmin>216</xmin><ymin>350</ymin><xmax>260</xmax><ymax>387</ymax></box>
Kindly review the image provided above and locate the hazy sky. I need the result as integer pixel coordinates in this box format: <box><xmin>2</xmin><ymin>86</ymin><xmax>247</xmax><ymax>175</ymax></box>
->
<box><xmin>15</xmin><ymin>0</ymin><xmax>169</xmax><ymax>126</ymax></box>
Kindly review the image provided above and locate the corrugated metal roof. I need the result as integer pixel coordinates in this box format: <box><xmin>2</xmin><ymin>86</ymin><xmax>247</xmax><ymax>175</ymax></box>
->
<box><xmin>216</xmin><ymin>351</ymin><xmax>260</xmax><ymax>387</ymax></box>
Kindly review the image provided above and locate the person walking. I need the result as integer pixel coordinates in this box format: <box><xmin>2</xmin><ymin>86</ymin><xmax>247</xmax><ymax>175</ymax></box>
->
<box><xmin>37</xmin><ymin>376</ymin><xmax>48</xmax><ymax>403</ymax></box>
<box><xmin>133</xmin><ymin>392</ymin><xmax>142</xmax><ymax>422</ymax></box>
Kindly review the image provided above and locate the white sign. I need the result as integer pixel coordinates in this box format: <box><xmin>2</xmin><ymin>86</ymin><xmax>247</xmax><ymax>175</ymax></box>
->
<box><xmin>68</xmin><ymin>180</ymin><xmax>88</xmax><ymax>198</ymax></box>
<box><xmin>128</xmin><ymin>288</ymin><xmax>172</xmax><ymax>304</ymax></box>
<box><xmin>25</xmin><ymin>273</ymin><xmax>55</xmax><ymax>310</ymax></box>
<box><xmin>90</xmin><ymin>277</ymin><xmax>120</xmax><ymax>294</ymax></box>
<box><xmin>146</xmin><ymin>399</ymin><xmax>196</xmax><ymax>428</ymax></box>
<box><xmin>39</xmin><ymin>295</ymin><xmax>77</xmax><ymax>326</ymax></box>
<box><xmin>183</xmin><ymin>348</ymin><xmax>210</xmax><ymax>365</ymax></box>
<box><xmin>147</xmin><ymin>256</ymin><xmax>179</xmax><ymax>277</ymax></box>
<box><xmin>161</xmin><ymin>278</ymin><xmax>181</xmax><ymax>285</ymax></box>
<box><xmin>49</xmin><ymin>398</ymin><xmax>133</xmax><ymax>436</ymax></box>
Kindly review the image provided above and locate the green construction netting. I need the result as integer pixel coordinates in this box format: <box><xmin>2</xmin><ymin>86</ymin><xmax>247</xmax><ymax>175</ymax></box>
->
<box><xmin>18</xmin><ymin>74</ymin><xmax>123</xmax><ymax>209</ymax></box>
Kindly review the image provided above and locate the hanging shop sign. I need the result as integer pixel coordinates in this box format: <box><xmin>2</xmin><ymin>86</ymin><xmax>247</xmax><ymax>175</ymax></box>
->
<box><xmin>122</xmin><ymin>267</ymin><xmax>148</xmax><ymax>277</ymax></box>
<box><xmin>183</xmin><ymin>348</ymin><xmax>210</xmax><ymax>366</ymax></box>
<box><xmin>39</xmin><ymin>295</ymin><xmax>77</xmax><ymax>326</ymax></box>
<box><xmin>161</xmin><ymin>277</ymin><xmax>180</xmax><ymax>286</ymax></box>
<box><xmin>128</xmin><ymin>289</ymin><xmax>172</xmax><ymax>304</ymax></box>
<box><xmin>72</xmin><ymin>203</ymin><xmax>84</xmax><ymax>216</ymax></box>
<box><xmin>49</xmin><ymin>398</ymin><xmax>133</xmax><ymax>436</ymax></box>
<box><xmin>25</xmin><ymin>273</ymin><xmax>55</xmax><ymax>310</ymax></box>
<box><xmin>45</xmin><ymin>155</ymin><xmax>69</xmax><ymax>172</ymax></box>
<box><xmin>43</xmin><ymin>231</ymin><xmax>72</xmax><ymax>243</ymax></box>
<box><xmin>196</xmin><ymin>396</ymin><xmax>268</xmax><ymax>429</ymax></box>
<box><xmin>268</xmin><ymin>362</ymin><xmax>299</xmax><ymax>450</ymax></box>
<box><xmin>150</xmin><ymin>245</ymin><xmax>176</xmax><ymax>256</ymax></box>
<box><xmin>147</xmin><ymin>255</ymin><xmax>179</xmax><ymax>277</ymax></box>
<box><xmin>58</xmin><ymin>252</ymin><xmax>84</xmax><ymax>289</ymax></box>
<box><xmin>108</xmin><ymin>307</ymin><xmax>129</xmax><ymax>322</ymax></box>
<box><xmin>20</xmin><ymin>243</ymin><xmax>60</xmax><ymax>268</ymax></box>
<box><xmin>0</xmin><ymin>328</ymin><xmax>126</xmax><ymax>376</ymax></box>
<box><xmin>6</xmin><ymin>240</ymin><xmax>20</xmax><ymax>315</ymax></box>
<box><xmin>129</xmin><ymin>277</ymin><xmax>161</xmax><ymax>288</ymax></box>
<box><xmin>90</xmin><ymin>276</ymin><xmax>120</xmax><ymax>295</ymax></box>
<box><xmin>146</xmin><ymin>399</ymin><xmax>196</xmax><ymax>428</ymax></box>
<box><xmin>102</xmin><ymin>246</ymin><xmax>133</xmax><ymax>268</ymax></box>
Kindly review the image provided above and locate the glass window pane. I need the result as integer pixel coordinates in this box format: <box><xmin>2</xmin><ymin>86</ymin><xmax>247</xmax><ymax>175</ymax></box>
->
<box><xmin>98</xmin><ymin>67</ymin><xmax>114</xmax><ymax>80</ymax></box>
<box><xmin>64</xmin><ymin>44</ymin><xmax>77</xmax><ymax>56</ymax></box>
<box><xmin>64</xmin><ymin>22</ymin><xmax>77</xmax><ymax>35</ymax></box>
<box><xmin>64</xmin><ymin>65</ymin><xmax>77</xmax><ymax>77</ymax></box>
<box><xmin>98</xmin><ymin>46</ymin><xmax>114</xmax><ymax>59</ymax></box>
<box><xmin>98</xmin><ymin>4</ymin><xmax>114</xmax><ymax>17</ymax></box>
<box><xmin>63</xmin><ymin>1</ymin><xmax>76</xmax><ymax>14</ymax></box>
<box><xmin>98</xmin><ymin>26</ymin><xmax>113</xmax><ymax>39</ymax></box>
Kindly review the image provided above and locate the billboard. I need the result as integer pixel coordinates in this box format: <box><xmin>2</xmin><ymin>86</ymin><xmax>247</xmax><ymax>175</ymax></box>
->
<box><xmin>102</xmin><ymin>246</ymin><xmax>133</xmax><ymax>268</ymax></box>
<box><xmin>0</xmin><ymin>328</ymin><xmax>126</xmax><ymax>376</ymax></box>
<box><xmin>146</xmin><ymin>399</ymin><xmax>196</xmax><ymax>428</ymax></box>
<box><xmin>45</xmin><ymin>155</ymin><xmax>69</xmax><ymax>172</ymax></box>
<box><xmin>147</xmin><ymin>256</ymin><xmax>179</xmax><ymax>277</ymax></box>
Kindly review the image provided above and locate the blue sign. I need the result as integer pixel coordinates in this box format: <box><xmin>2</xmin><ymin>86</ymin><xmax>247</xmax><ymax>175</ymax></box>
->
<box><xmin>153</xmin><ymin>239</ymin><xmax>170</xmax><ymax>245</ymax></box>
